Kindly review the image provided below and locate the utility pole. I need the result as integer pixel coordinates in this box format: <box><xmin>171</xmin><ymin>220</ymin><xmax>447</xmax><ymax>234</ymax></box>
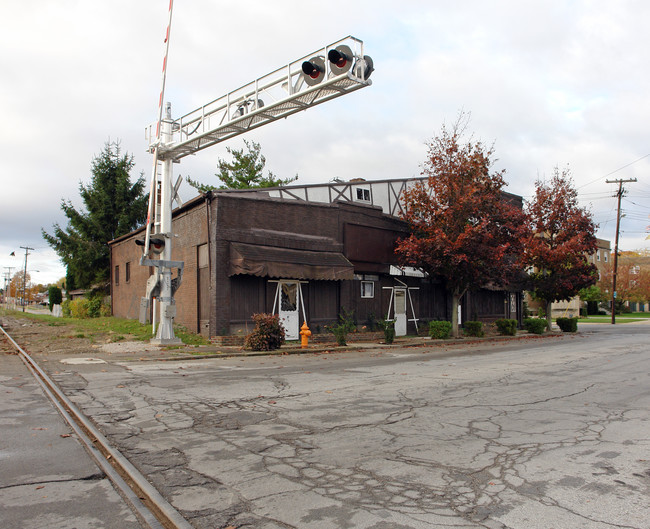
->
<box><xmin>3</xmin><ymin>267</ymin><xmax>14</xmax><ymax>309</ymax></box>
<box><xmin>19</xmin><ymin>246</ymin><xmax>34</xmax><ymax>313</ymax></box>
<box><xmin>606</xmin><ymin>178</ymin><xmax>637</xmax><ymax>324</ymax></box>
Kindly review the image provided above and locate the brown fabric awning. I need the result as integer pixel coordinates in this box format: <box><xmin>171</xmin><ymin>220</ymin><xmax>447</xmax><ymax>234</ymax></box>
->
<box><xmin>229</xmin><ymin>242</ymin><xmax>354</xmax><ymax>280</ymax></box>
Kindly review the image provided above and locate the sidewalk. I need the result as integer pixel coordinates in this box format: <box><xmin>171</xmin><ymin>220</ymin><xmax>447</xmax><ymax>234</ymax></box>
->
<box><xmin>80</xmin><ymin>327</ymin><xmax>566</xmax><ymax>364</ymax></box>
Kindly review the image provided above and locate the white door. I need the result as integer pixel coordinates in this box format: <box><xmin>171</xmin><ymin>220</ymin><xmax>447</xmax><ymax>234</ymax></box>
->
<box><xmin>394</xmin><ymin>288</ymin><xmax>407</xmax><ymax>336</ymax></box>
<box><xmin>279</xmin><ymin>281</ymin><xmax>299</xmax><ymax>340</ymax></box>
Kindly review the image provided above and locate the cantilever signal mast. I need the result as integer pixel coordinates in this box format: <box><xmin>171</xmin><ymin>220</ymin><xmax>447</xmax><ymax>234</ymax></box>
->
<box><xmin>139</xmin><ymin>6</ymin><xmax>374</xmax><ymax>344</ymax></box>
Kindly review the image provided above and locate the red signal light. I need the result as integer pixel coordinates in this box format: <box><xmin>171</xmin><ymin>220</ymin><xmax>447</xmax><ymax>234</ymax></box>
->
<box><xmin>301</xmin><ymin>56</ymin><xmax>325</xmax><ymax>86</ymax></box>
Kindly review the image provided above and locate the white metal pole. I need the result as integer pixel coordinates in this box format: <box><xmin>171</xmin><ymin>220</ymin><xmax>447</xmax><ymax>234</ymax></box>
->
<box><xmin>152</xmin><ymin>107</ymin><xmax>181</xmax><ymax>344</ymax></box>
<box><xmin>143</xmin><ymin>0</ymin><xmax>174</xmax><ymax>256</ymax></box>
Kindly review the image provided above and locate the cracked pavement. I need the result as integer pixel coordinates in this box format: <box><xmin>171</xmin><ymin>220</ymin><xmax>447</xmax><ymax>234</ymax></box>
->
<box><xmin>0</xmin><ymin>352</ymin><xmax>144</xmax><ymax>529</ymax></box>
<box><xmin>40</xmin><ymin>324</ymin><xmax>650</xmax><ymax>528</ymax></box>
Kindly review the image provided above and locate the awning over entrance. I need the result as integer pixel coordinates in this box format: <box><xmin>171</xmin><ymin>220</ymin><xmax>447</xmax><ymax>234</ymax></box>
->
<box><xmin>229</xmin><ymin>242</ymin><xmax>354</xmax><ymax>281</ymax></box>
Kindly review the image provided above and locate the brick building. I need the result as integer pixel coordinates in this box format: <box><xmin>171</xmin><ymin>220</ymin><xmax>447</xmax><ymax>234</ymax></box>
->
<box><xmin>109</xmin><ymin>178</ymin><xmax>524</xmax><ymax>339</ymax></box>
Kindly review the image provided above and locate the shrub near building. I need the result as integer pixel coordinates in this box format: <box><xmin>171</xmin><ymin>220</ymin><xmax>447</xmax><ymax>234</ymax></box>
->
<box><xmin>463</xmin><ymin>321</ymin><xmax>484</xmax><ymax>337</ymax></box>
<box><xmin>245</xmin><ymin>313</ymin><xmax>286</xmax><ymax>351</ymax></box>
<box><xmin>495</xmin><ymin>318</ymin><xmax>517</xmax><ymax>336</ymax></box>
<box><xmin>429</xmin><ymin>321</ymin><xmax>452</xmax><ymax>339</ymax></box>
<box><xmin>556</xmin><ymin>317</ymin><xmax>578</xmax><ymax>333</ymax></box>
<box><xmin>523</xmin><ymin>318</ymin><xmax>547</xmax><ymax>334</ymax></box>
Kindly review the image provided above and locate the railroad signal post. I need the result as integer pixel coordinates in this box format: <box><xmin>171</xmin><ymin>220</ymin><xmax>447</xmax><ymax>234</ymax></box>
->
<box><xmin>139</xmin><ymin>4</ymin><xmax>374</xmax><ymax>344</ymax></box>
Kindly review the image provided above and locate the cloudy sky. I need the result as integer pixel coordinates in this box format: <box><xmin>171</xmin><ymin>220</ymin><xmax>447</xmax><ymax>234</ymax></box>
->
<box><xmin>2</xmin><ymin>0</ymin><xmax>649</xmax><ymax>285</ymax></box>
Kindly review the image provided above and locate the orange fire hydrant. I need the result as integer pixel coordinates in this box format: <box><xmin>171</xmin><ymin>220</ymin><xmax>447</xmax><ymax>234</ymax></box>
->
<box><xmin>300</xmin><ymin>321</ymin><xmax>311</xmax><ymax>348</ymax></box>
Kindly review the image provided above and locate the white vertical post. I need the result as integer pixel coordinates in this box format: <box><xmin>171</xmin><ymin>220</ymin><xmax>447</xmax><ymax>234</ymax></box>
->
<box><xmin>152</xmin><ymin>105</ymin><xmax>181</xmax><ymax>345</ymax></box>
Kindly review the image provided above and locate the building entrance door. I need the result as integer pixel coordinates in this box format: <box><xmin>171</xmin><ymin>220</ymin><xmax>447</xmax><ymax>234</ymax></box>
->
<box><xmin>394</xmin><ymin>288</ymin><xmax>407</xmax><ymax>336</ymax></box>
<box><xmin>279</xmin><ymin>281</ymin><xmax>300</xmax><ymax>340</ymax></box>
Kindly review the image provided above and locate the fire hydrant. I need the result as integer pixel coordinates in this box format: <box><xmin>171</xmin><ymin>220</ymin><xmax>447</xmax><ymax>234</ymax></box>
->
<box><xmin>300</xmin><ymin>321</ymin><xmax>311</xmax><ymax>348</ymax></box>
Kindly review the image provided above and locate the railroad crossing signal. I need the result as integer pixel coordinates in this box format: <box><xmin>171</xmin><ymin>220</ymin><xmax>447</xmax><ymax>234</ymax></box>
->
<box><xmin>142</xmin><ymin>32</ymin><xmax>374</xmax><ymax>344</ymax></box>
<box><xmin>136</xmin><ymin>237</ymin><xmax>165</xmax><ymax>255</ymax></box>
<box><xmin>301</xmin><ymin>44</ymin><xmax>373</xmax><ymax>86</ymax></box>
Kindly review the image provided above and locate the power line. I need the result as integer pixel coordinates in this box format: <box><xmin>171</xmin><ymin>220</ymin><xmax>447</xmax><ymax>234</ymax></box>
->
<box><xmin>577</xmin><ymin>154</ymin><xmax>650</xmax><ymax>190</ymax></box>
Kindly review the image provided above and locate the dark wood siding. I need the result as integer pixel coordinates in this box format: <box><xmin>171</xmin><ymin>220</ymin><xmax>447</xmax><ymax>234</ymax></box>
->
<box><xmin>230</xmin><ymin>275</ymin><xmax>265</xmax><ymax>324</ymax></box>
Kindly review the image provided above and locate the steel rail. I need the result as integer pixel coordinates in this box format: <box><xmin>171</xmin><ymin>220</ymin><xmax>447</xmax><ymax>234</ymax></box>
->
<box><xmin>0</xmin><ymin>325</ymin><xmax>193</xmax><ymax>529</ymax></box>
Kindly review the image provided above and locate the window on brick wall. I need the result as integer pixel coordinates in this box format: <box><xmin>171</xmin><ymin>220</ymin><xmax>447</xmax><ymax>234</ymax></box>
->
<box><xmin>125</xmin><ymin>262</ymin><xmax>130</xmax><ymax>283</ymax></box>
<box><xmin>114</xmin><ymin>265</ymin><xmax>119</xmax><ymax>286</ymax></box>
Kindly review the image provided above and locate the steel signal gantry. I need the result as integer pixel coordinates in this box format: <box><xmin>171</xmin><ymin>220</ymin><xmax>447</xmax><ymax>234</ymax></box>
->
<box><xmin>145</xmin><ymin>36</ymin><xmax>373</xmax><ymax>162</ymax></box>
<box><xmin>141</xmin><ymin>35</ymin><xmax>374</xmax><ymax>344</ymax></box>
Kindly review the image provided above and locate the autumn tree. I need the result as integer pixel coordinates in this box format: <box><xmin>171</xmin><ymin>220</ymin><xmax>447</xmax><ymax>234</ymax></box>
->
<box><xmin>601</xmin><ymin>251</ymin><xmax>650</xmax><ymax>311</ymax></box>
<box><xmin>42</xmin><ymin>141</ymin><xmax>148</xmax><ymax>290</ymax></box>
<box><xmin>9</xmin><ymin>271</ymin><xmax>31</xmax><ymax>303</ymax></box>
<box><xmin>523</xmin><ymin>166</ymin><xmax>598</xmax><ymax>329</ymax></box>
<box><xmin>396</xmin><ymin>117</ymin><xmax>527</xmax><ymax>338</ymax></box>
<box><xmin>186</xmin><ymin>140</ymin><xmax>297</xmax><ymax>192</ymax></box>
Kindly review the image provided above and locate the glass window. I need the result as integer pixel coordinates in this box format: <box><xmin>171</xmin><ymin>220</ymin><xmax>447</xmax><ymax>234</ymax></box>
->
<box><xmin>361</xmin><ymin>281</ymin><xmax>374</xmax><ymax>298</ymax></box>
<box><xmin>281</xmin><ymin>283</ymin><xmax>297</xmax><ymax>311</ymax></box>
<box><xmin>125</xmin><ymin>262</ymin><xmax>130</xmax><ymax>283</ymax></box>
<box><xmin>114</xmin><ymin>265</ymin><xmax>119</xmax><ymax>286</ymax></box>
<box><xmin>395</xmin><ymin>289</ymin><xmax>406</xmax><ymax>313</ymax></box>
<box><xmin>355</xmin><ymin>187</ymin><xmax>371</xmax><ymax>202</ymax></box>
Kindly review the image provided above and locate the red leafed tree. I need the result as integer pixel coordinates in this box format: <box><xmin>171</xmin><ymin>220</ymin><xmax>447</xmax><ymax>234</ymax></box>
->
<box><xmin>396</xmin><ymin>117</ymin><xmax>527</xmax><ymax>338</ymax></box>
<box><xmin>523</xmin><ymin>166</ymin><xmax>598</xmax><ymax>329</ymax></box>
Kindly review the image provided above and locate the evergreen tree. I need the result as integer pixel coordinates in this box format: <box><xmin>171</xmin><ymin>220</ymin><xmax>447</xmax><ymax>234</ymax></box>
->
<box><xmin>186</xmin><ymin>140</ymin><xmax>297</xmax><ymax>192</ymax></box>
<box><xmin>42</xmin><ymin>141</ymin><xmax>148</xmax><ymax>289</ymax></box>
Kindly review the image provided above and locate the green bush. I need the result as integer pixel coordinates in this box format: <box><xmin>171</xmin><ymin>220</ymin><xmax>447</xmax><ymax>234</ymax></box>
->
<box><xmin>69</xmin><ymin>298</ymin><xmax>90</xmax><ymax>319</ymax></box>
<box><xmin>377</xmin><ymin>319</ymin><xmax>395</xmax><ymax>344</ymax></box>
<box><xmin>100</xmin><ymin>302</ymin><xmax>111</xmax><ymax>317</ymax></box>
<box><xmin>87</xmin><ymin>296</ymin><xmax>103</xmax><ymax>318</ymax></box>
<box><xmin>463</xmin><ymin>321</ymin><xmax>484</xmax><ymax>337</ymax></box>
<box><xmin>495</xmin><ymin>318</ymin><xmax>517</xmax><ymax>336</ymax></box>
<box><xmin>66</xmin><ymin>295</ymin><xmax>110</xmax><ymax>319</ymax></box>
<box><xmin>523</xmin><ymin>318</ymin><xmax>547</xmax><ymax>334</ymax></box>
<box><xmin>327</xmin><ymin>308</ymin><xmax>356</xmax><ymax>346</ymax></box>
<box><xmin>244</xmin><ymin>313</ymin><xmax>286</xmax><ymax>351</ymax></box>
<box><xmin>556</xmin><ymin>317</ymin><xmax>578</xmax><ymax>333</ymax></box>
<box><xmin>429</xmin><ymin>320</ymin><xmax>452</xmax><ymax>339</ymax></box>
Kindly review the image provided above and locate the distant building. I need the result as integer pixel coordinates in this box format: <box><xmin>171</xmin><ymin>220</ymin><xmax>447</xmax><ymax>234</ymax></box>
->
<box><xmin>109</xmin><ymin>178</ymin><xmax>525</xmax><ymax>339</ymax></box>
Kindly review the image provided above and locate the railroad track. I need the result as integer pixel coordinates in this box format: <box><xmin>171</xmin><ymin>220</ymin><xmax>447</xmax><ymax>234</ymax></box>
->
<box><xmin>0</xmin><ymin>323</ymin><xmax>193</xmax><ymax>529</ymax></box>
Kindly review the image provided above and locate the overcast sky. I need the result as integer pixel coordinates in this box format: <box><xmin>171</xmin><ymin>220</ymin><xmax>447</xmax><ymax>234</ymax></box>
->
<box><xmin>2</xmin><ymin>0</ymin><xmax>649</xmax><ymax>285</ymax></box>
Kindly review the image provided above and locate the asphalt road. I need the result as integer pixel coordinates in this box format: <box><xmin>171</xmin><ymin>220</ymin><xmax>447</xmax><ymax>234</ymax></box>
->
<box><xmin>35</xmin><ymin>323</ymin><xmax>650</xmax><ymax>528</ymax></box>
<box><xmin>0</xmin><ymin>353</ymin><xmax>145</xmax><ymax>529</ymax></box>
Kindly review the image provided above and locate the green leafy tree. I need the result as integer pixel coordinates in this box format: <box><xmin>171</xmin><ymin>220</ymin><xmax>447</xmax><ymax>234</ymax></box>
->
<box><xmin>579</xmin><ymin>284</ymin><xmax>604</xmax><ymax>315</ymax></box>
<box><xmin>523</xmin><ymin>166</ymin><xmax>598</xmax><ymax>329</ymax></box>
<box><xmin>42</xmin><ymin>141</ymin><xmax>148</xmax><ymax>289</ymax></box>
<box><xmin>48</xmin><ymin>285</ymin><xmax>63</xmax><ymax>311</ymax></box>
<box><xmin>187</xmin><ymin>140</ymin><xmax>297</xmax><ymax>192</ymax></box>
<box><xmin>395</xmin><ymin>115</ymin><xmax>528</xmax><ymax>338</ymax></box>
